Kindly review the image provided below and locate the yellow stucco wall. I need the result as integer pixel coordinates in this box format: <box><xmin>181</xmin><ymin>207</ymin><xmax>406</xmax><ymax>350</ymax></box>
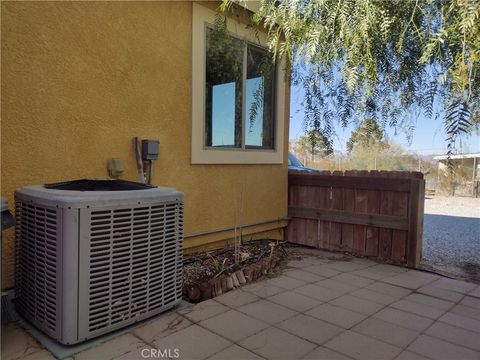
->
<box><xmin>0</xmin><ymin>1</ymin><xmax>289</xmax><ymax>289</ymax></box>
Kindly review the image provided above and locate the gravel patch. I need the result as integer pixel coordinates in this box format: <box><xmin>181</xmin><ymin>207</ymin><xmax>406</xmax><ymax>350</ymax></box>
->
<box><xmin>422</xmin><ymin>196</ymin><xmax>480</xmax><ymax>281</ymax></box>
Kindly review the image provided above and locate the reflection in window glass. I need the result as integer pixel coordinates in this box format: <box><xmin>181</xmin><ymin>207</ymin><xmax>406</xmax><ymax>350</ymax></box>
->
<box><xmin>246</xmin><ymin>77</ymin><xmax>263</xmax><ymax>146</ymax></box>
<box><xmin>246</xmin><ymin>45</ymin><xmax>275</xmax><ymax>148</ymax></box>
<box><xmin>205</xmin><ymin>28</ymin><xmax>243</xmax><ymax>148</ymax></box>
<box><xmin>211</xmin><ymin>82</ymin><xmax>236</xmax><ymax>146</ymax></box>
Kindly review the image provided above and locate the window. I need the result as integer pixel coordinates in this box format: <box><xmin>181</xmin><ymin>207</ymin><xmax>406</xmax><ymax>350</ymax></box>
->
<box><xmin>191</xmin><ymin>3</ymin><xmax>286</xmax><ymax>164</ymax></box>
<box><xmin>205</xmin><ymin>28</ymin><xmax>275</xmax><ymax>149</ymax></box>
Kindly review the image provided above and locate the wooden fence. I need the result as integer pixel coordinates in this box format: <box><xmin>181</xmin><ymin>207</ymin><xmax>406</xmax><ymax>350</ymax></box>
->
<box><xmin>287</xmin><ymin>170</ymin><xmax>425</xmax><ymax>267</ymax></box>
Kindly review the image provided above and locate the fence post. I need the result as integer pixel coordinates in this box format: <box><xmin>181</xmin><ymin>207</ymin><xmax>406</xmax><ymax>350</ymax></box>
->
<box><xmin>407</xmin><ymin>175</ymin><xmax>425</xmax><ymax>267</ymax></box>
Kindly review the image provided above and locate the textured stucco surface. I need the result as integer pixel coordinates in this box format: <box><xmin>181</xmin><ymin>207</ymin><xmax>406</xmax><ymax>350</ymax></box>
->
<box><xmin>0</xmin><ymin>1</ymin><xmax>289</xmax><ymax>288</ymax></box>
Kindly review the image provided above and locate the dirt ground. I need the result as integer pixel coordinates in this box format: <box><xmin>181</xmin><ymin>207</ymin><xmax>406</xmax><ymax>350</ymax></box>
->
<box><xmin>421</xmin><ymin>195</ymin><xmax>480</xmax><ymax>282</ymax></box>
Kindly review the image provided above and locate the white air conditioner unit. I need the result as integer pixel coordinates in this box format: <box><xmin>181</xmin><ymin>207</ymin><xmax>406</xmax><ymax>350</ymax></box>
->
<box><xmin>15</xmin><ymin>179</ymin><xmax>184</xmax><ymax>344</ymax></box>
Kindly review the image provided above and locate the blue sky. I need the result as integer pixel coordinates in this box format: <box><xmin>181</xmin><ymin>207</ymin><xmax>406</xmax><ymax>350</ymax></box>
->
<box><xmin>289</xmin><ymin>82</ymin><xmax>480</xmax><ymax>156</ymax></box>
<box><xmin>212</xmin><ymin>82</ymin><xmax>236</xmax><ymax>146</ymax></box>
<box><xmin>211</xmin><ymin>78</ymin><xmax>264</xmax><ymax>147</ymax></box>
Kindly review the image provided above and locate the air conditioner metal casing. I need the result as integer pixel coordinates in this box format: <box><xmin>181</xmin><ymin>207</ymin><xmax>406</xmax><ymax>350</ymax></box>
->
<box><xmin>15</xmin><ymin>184</ymin><xmax>184</xmax><ymax>344</ymax></box>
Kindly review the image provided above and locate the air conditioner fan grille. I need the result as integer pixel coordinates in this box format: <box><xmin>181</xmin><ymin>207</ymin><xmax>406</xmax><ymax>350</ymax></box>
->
<box><xmin>87</xmin><ymin>202</ymin><xmax>183</xmax><ymax>333</ymax></box>
<box><xmin>15</xmin><ymin>201</ymin><xmax>59</xmax><ymax>335</ymax></box>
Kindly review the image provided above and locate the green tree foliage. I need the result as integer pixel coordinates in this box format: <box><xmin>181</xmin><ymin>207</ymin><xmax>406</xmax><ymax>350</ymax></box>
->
<box><xmin>291</xmin><ymin>129</ymin><xmax>333</xmax><ymax>162</ymax></box>
<box><xmin>346</xmin><ymin>119</ymin><xmax>387</xmax><ymax>153</ymax></box>
<box><xmin>437</xmin><ymin>160</ymin><xmax>473</xmax><ymax>195</ymax></box>
<box><xmin>221</xmin><ymin>0</ymin><xmax>480</xmax><ymax>155</ymax></box>
<box><xmin>345</xmin><ymin>142</ymin><xmax>420</xmax><ymax>171</ymax></box>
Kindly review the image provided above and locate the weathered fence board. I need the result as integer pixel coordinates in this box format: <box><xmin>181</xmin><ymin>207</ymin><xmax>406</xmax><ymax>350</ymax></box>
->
<box><xmin>287</xmin><ymin>170</ymin><xmax>425</xmax><ymax>267</ymax></box>
<box><xmin>378</xmin><ymin>190</ymin><xmax>394</xmax><ymax>260</ymax></box>
<box><xmin>288</xmin><ymin>207</ymin><xmax>409</xmax><ymax>230</ymax></box>
<box><xmin>330</xmin><ymin>175</ymin><xmax>343</xmax><ymax>251</ymax></box>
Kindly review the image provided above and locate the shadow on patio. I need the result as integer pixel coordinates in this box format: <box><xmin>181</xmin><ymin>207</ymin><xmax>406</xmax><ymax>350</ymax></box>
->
<box><xmin>2</xmin><ymin>247</ymin><xmax>480</xmax><ymax>360</ymax></box>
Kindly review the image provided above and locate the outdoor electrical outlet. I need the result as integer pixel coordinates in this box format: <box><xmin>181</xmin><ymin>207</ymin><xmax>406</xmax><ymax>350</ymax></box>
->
<box><xmin>107</xmin><ymin>158</ymin><xmax>124</xmax><ymax>178</ymax></box>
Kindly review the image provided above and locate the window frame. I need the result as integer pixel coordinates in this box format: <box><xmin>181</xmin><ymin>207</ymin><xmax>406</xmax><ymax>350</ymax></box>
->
<box><xmin>203</xmin><ymin>25</ymin><xmax>277</xmax><ymax>151</ymax></box>
<box><xmin>192</xmin><ymin>3</ymin><xmax>286</xmax><ymax>164</ymax></box>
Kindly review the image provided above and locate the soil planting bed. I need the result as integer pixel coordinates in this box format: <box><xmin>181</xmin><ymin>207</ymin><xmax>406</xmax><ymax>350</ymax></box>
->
<box><xmin>182</xmin><ymin>240</ymin><xmax>287</xmax><ymax>302</ymax></box>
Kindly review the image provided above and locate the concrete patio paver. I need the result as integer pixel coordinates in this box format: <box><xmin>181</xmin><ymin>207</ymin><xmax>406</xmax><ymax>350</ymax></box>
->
<box><xmin>430</xmin><ymin>277</ymin><xmax>478</xmax><ymax>294</ymax></box>
<box><xmin>366</xmin><ymin>263</ymin><xmax>408</xmax><ymax>274</ymax></box>
<box><xmin>365</xmin><ymin>281</ymin><xmax>412</xmax><ymax>298</ymax></box>
<box><xmin>438</xmin><ymin>311</ymin><xmax>480</xmax><ymax>332</ymax></box>
<box><xmin>315</xmin><ymin>278</ymin><xmax>358</xmax><ymax>294</ymax></box>
<box><xmin>287</xmin><ymin>258</ymin><xmax>319</xmax><ymax>268</ymax></box>
<box><xmin>348</xmin><ymin>288</ymin><xmax>397</xmax><ymax>305</ymax></box>
<box><xmin>294</xmin><ymin>284</ymin><xmax>344</xmax><ymax>302</ymax></box>
<box><xmin>242</xmin><ymin>282</ymin><xmax>284</xmax><ymax>298</ymax></box>
<box><xmin>395</xmin><ymin>350</ymin><xmax>431</xmax><ymax>360</ymax></box>
<box><xmin>390</xmin><ymin>298</ymin><xmax>449</xmax><ymax>319</ymax></box>
<box><xmin>330</xmin><ymin>273</ymin><xmax>376</xmax><ymax>288</ymax></box>
<box><xmin>324</xmin><ymin>330</ymin><xmax>402</xmax><ymax>360</ymax></box>
<box><xmin>75</xmin><ymin>334</ymin><xmax>148</xmax><ymax>360</ymax></box>
<box><xmin>461</xmin><ymin>295</ymin><xmax>480</xmax><ymax>309</ymax></box>
<box><xmin>239</xmin><ymin>326</ymin><xmax>317</xmax><ymax>360</ymax></box>
<box><xmin>302</xmin><ymin>264</ymin><xmax>342</xmax><ymax>278</ymax></box>
<box><xmin>352</xmin><ymin>317</ymin><xmax>420</xmax><ymax>348</ymax></box>
<box><xmin>283</xmin><ymin>268</ymin><xmax>326</xmax><ymax>283</ymax></box>
<box><xmin>1</xmin><ymin>323</ymin><xmax>43</xmax><ymax>360</ymax></box>
<box><xmin>407</xmin><ymin>334</ymin><xmax>480</xmax><ymax>360</ymax></box>
<box><xmin>178</xmin><ymin>299</ymin><xmax>229</xmax><ymax>323</ymax></box>
<box><xmin>450</xmin><ymin>303</ymin><xmax>480</xmax><ymax>321</ymax></box>
<box><xmin>425</xmin><ymin>321</ymin><xmax>480</xmax><ymax>351</ymax></box>
<box><xmin>277</xmin><ymin>314</ymin><xmax>343</xmax><ymax>345</ymax></box>
<box><xmin>237</xmin><ymin>299</ymin><xmax>297</xmax><ymax>324</ymax></box>
<box><xmin>21</xmin><ymin>349</ymin><xmax>56</xmax><ymax>360</ymax></box>
<box><xmin>302</xmin><ymin>346</ymin><xmax>353</xmax><ymax>360</ymax></box>
<box><xmin>207</xmin><ymin>344</ymin><xmax>263</xmax><ymax>360</ymax></box>
<box><xmin>306</xmin><ymin>303</ymin><xmax>368</xmax><ymax>328</ymax></box>
<box><xmin>402</xmin><ymin>292</ymin><xmax>455</xmax><ymax>310</ymax></box>
<box><xmin>416</xmin><ymin>283</ymin><xmax>465</xmax><ymax>302</ymax></box>
<box><xmin>321</xmin><ymin>260</ymin><xmax>370</xmax><ymax>273</ymax></box>
<box><xmin>3</xmin><ymin>249</ymin><xmax>480</xmax><ymax>360</ymax></box>
<box><xmin>373</xmin><ymin>307</ymin><xmax>434</xmax><ymax>332</ymax></box>
<box><xmin>266</xmin><ymin>275</ymin><xmax>307</xmax><ymax>290</ymax></box>
<box><xmin>469</xmin><ymin>285</ymin><xmax>480</xmax><ymax>298</ymax></box>
<box><xmin>152</xmin><ymin>324</ymin><xmax>231</xmax><ymax>360</ymax></box>
<box><xmin>214</xmin><ymin>288</ymin><xmax>260</xmax><ymax>308</ymax></box>
<box><xmin>114</xmin><ymin>350</ymin><xmax>153</xmax><ymax>360</ymax></box>
<box><xmin>199</xmin><ymin>309</ymin><xmax>269</xmax><ymax>342</ymax></box>
<box><xmin>350</xmin><ymin>258</ymin><xmax>378</xmax><ymax>267</ymax></box>
<box><xmin>329</xmin><ymin>294</ymin><xmax>385</xmax><ymax>316</ymax></box>
<box><xmin>133</xmin><ymin>311</ymin><xmax>193</xmax><ymax>343</ymax></box>
<box><xmin>267</xmin><ymin>290</ymin><xmax>321</xmax><ymax>312</ymax></box>
<box><xmin>350</xmin><ymin>265</ymin><xmax>406</xmax><ymax>280</ymax></box>
<box><xmin>380</xmin><ymin>271</ymin><xmax>440</xmax><ymax>290</ymax></box>
<box><xmin>289</xmin><ymin>255</ymin><xmax>329</xmax><ymax>265</ymax></box>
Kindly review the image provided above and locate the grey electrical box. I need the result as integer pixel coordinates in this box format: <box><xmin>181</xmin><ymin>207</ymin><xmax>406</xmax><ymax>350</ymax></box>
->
<box><xmin>142</xmin><ymin>139</ymin><xmax>159</xmax><ymax>160</ymax></box>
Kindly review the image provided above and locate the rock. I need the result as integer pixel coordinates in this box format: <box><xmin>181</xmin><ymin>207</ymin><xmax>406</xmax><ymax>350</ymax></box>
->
<box><xmin>200</xmin><ymin>282</ymin><xmax>212</xmax><ymax>301</ymax></box>
<box><xmin>226</xmin><ymin>276</ymin><xmax>234</xmax><ymax>290</ymax></box>
<box><xmin>243</xmin><ymin>266</ymin><xmax>253</xmax><ymax>282</ymax></box>
<box><xmin>236</xmin><ymin>270</ymin><xmax>246</xmax><ymax>284</ymax></box>
<box><xmin>230</xmin><ymin>273</ymin><xmax>240</xmax><ymax>287</ymax></box>
<box><xmin>215</xmin><ymin>278</ymin><xmax>223</xmax><ymax>296</ymax></box>
<box><xmin>187</xmin><ymin>285</ymin><xmax>201</xmax><ymax>302</ymax></box>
